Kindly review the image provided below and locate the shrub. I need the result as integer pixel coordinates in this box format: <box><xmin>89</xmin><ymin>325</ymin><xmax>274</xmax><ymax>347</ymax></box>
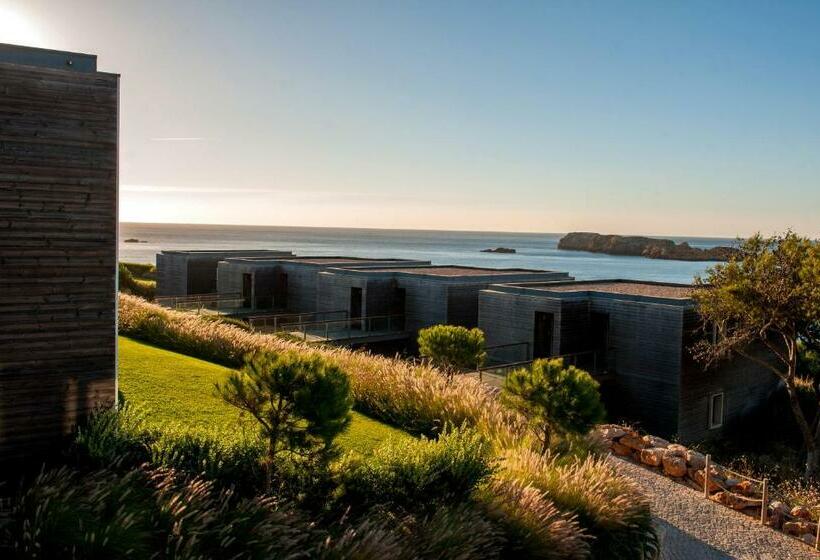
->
<box><xmin>118</xmin><ymin>263</ymin><xmax>156</xmax><ymax>300</ymax></box>
<box><xmin>74</xmin><ymin>402</ymin><xmax>156</xmax><ymax>466</ymax></box>
<box><xmin>500</xmin><ymin>448</ymin><xmax>659</xmax><ymax>559</ymax></box>
<box><xmin>217</xmin><ymin>351</ymin><xmax>353</xmax><ymax>491</ymax></box>
<box><xmin>502</xmin><ymin>358</ymin><xmax>606</xmax><ymax>454</ymax></box>
<box><xmin>1</xmin><ymin>466</ymin><xmax>157</xmax><ymax>559</ymax></box>
<box><xmin>341</xmin><ymin>426</ymin><xmax>494</xmax><ymax>513</ymax></box>
<box><xmin>475</xmin><ymin>477</ymin><xmax>589</xmax><ymax>560</ymax></box>
<box><xmin>120</xmin><ymin>261</ymin><xmax>156</xmax><ymax>280</ymax></box>
<box><xmin>418</xmin><ymin>325</ymin><xmax>487</xmax><ymax>379</ymax></box>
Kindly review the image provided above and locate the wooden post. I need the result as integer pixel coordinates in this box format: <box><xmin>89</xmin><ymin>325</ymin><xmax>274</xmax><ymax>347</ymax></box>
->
<box><xmin>760</xmin><ymin>478</ymin><xmax>768</xmax><ymax>525</ymax></box>
<box><xmin>815</xmin><ymin>510</ymin><xmax>820</xmax><ymax>550</ymax></box>
<box><xmin>703</xmin><ymin>454</ymin><xmax>711</xmax><ymax>498</ymax></box>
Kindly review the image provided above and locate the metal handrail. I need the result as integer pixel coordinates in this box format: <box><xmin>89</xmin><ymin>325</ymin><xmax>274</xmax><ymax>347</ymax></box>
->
<box><xmin>248</xmin><ymin>310</ymin><xmax>348</xmax><ymax>331</ymax></box>
<box><xmin>263</xmin><ymin>314</ymin><xmax>405</xmax><ymax>341</ymax></box>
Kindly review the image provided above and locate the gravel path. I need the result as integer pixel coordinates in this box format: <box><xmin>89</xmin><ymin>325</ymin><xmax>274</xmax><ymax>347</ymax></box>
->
<box><xmin>609</xmin><ymin>456</ymin><xmax>819</xmax><ymax>559</ymax></box>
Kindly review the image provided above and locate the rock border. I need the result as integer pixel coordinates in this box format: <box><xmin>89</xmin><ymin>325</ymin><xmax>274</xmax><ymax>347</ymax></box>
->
<box><xmin>595</xmin><ymin>424</ymin><xmax>820</xmax><ymax>549</ymax></box>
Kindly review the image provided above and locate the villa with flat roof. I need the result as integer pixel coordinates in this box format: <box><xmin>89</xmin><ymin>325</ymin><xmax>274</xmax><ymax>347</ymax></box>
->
<box><xmin>478</xmin><ymin>280</ymin><xmax>780</xmax><ymax>442</ymax></box>
<box><xmin>215</xmin><ymin>256</ymin><xmax>431</xmax><ymax>312</ymax></box>
<box><xmin>156</xmin><ymin>250</ymin><xmax>294</xmax><ymax>297</ymax></box>
<box><xmin>317</xmin><ymin>265</ymin><xmax>573</xmax><ymax>333</ymax></box>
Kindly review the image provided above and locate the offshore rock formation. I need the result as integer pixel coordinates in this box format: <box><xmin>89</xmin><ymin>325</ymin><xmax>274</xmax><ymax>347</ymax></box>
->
<box><xmin>558</xmin><ymin>232</ymin><xmax>738</xmax><ymax>262</ymax></box>
<box><xmin>481</xmin><ymin>247</ymin><xmax>516</xmax><ymax>254</ymax></box>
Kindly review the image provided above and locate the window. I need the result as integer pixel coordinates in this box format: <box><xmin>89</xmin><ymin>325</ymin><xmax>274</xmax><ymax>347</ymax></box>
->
<box><xmin>708</xmin><ymin>392</ymin><xmax>725</xmax><ymax>429</ymax></box>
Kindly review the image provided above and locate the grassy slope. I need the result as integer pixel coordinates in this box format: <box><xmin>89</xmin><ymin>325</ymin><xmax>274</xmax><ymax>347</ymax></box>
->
<box><xmin>118</xmin><ymin>336</ymin><xmax>411</xmax><ymax>455</ymax></box>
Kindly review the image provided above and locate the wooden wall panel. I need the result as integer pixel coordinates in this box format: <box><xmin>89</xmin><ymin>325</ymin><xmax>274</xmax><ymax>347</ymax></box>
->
<box><xmin>0</xmin><ymin>61</ymin><xmax>119</xmax><ymax>465</ymax></box>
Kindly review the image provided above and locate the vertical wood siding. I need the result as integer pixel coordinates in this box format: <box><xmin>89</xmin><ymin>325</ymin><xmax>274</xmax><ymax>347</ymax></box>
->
<box><xmin>0</xmin><ymin>62</ymin><xmax>119</xmax><ymax>464</ymax></box>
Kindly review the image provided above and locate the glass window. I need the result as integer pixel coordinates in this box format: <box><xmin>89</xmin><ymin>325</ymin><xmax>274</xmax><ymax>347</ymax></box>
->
<box><xmin>708</xmin><ymin>393</ymin><xmax>724</xmax><ymax>429</ymax></box>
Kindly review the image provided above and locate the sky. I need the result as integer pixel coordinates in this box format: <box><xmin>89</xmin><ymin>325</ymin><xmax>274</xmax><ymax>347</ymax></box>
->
<box><xmin>1</xmin><ymin>0</ymin><xmax>819</xmax><ymax>237</ymax></box>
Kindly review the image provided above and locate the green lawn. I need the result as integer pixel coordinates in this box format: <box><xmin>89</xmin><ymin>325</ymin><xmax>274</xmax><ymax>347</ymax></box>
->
<box><xmin>118</xmin><ymin>336</ymin><xmax>411</xmax><ymax>455</ymax></box>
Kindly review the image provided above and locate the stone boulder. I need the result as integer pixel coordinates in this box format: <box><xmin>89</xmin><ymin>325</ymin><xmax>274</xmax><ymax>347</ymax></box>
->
<box><xmin>692</xmin><ymin>468</ymin><xmax>724</xmax><ymax>494</ymax></box>
<box><xmin>791</xmin><ymin>505</ymin><xmax>812</xmax><ymax>520</ymax></box>
<box><xmin>768</xmin><ymin>501</ymin><xmax>790</xmax><ymax>530</ymax></box>
<box><xmin>611</xmin><ymin>441</ymin><xmax>632</xmax><ymax>457</ymax></box>
<box><xmin>802</xmin><ymin>533</ymin><xmax>817</xmax><ymax>546</ymax></box>
<box><xmin>642</xmin><ymin>435</ymin><xmax>670</xmax><ymax>449</ymax></box>
<box><xmin>620</xmin><ymin>434</ymin><xmax>648</xmax><ymax>451</ymax></box>
<box><xmin>640</xmin><ymin>448</ymin><xmax>665</xmax><ymax>467</ymax></box>
<box><xmin>710</xmin><ymin>491</ymin><xmax>761</xmax><ymax>511</ymax></box>
<box><xmin>783</xmin><ymin>520</ymin><xmax>817</xmax><ymax>537</ymax></box>
<box><xmin>662</xmin><ymin>454</ymin><xmax>687</xmax><ymax>477</ymax></box>
<box><xmin>685</xmin><ymin>449</ymin><xmax>706</xmax><ymax>470</ymax></box>
<box><xmin>598</xmin><ymin>425</ymin><xmax>627</xmax><ymax>441</ymax></box>
<box><xmin>665</xmin><ymin>444</ymin><xmax>687</xmax><ymax>457</ymax></box>
<box><xmin>733</xmin><ymin>480</ymin><xmax>759</xmax><ymax>497</ymax></box>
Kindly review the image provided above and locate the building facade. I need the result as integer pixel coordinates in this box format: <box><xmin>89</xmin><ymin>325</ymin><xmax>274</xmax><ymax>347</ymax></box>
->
<box><xmin>478</xmin><ymin>280</ymin><xmax>780</xmax><ymax>442</ymax></box>
<box><xmin>317</xmin><ymin>266</ymin><xmax>573</xmax><ymax>333</ymax></box>
<box><xmin>156</xmin><ymin>249</ymin><xmax>293</xmax><ymax>297</ymax></box>
<box><xmin>0</xmin><ymin>45</ymin><xmax>119</xmax><ymax>465</ymax></box>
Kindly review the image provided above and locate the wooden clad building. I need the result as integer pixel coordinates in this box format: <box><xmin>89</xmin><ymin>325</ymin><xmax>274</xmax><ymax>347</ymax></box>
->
<box><xmin>156</xmin><ymin>249</ymin><xmax>294</xmax><ymax>297</ymax></box>
<box><xmin>216</xmin><ymin>256</ymin><xmax>431</xmax><ymax>312</ymax></box>
<box><xmin>478</xmin><ymin>280</ymin><xmax>780</xmax><ymax>441</ymax></box>
<box><xmin>0</xmin><ymin>44</ymin><xmax>119</xmax><ymax>465</ymax></box>
<box><xmin>317</xmin><ymin>265</ymin><xmax>573</xmax><ymax>333</ymax></box>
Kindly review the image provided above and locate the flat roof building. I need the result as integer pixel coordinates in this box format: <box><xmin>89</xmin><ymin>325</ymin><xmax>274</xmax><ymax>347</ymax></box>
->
<box><xmin>318</xmin><ymin>265</ymin><xmax>573</xmax><ymax>333</ymax></box>
<box><xmin>156</xmin><ymin>250</ymin><xmax>294</xmax><ymax>298</ymax></box>
<box><xmin>0</xmin><ymin>45</ymin><xmax>118</xmax><ymax>466</ymax></box>
<box><xmin>216</xmin><ymin>256</ymin><xmax>432</xmax><ymax>312</ymax></box>
<box><xmin>478</xmin><ymin>280</ymin><xmax>779</xmax><ymax>442</ymax></box>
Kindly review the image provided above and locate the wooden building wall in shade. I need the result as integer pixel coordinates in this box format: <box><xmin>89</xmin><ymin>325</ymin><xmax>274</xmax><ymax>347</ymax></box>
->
<box><xmin>0</xmin><ymin>45</ymin><xmax>119</xmax><ymax>466</ymax></box>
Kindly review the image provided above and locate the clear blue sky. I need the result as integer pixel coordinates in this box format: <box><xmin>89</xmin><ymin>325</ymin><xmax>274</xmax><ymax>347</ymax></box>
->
<box><xmin>3</xmin><ymin>0</ymin><xmax>819</xmax><ymax>236</ymax></box>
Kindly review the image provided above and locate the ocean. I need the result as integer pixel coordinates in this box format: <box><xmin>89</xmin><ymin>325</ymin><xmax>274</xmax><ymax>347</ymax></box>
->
<box><xmin>119</xmin><ymin>223</ymin><xmax>736</xmax><ymax>284</ymax></box>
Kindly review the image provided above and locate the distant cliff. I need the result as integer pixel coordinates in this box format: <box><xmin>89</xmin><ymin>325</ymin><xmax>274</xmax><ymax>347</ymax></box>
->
<box><xmin>558</xmin><ymin>232</ymin><xmax>738</xmax><ymax>262</ymax></box>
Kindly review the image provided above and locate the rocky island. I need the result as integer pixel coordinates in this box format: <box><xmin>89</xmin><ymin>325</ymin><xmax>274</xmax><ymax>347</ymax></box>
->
<box><xmin>558</xmin><ymin>232</ymin><xmax>738</xmax><ymax>262</ymax></box>
<box><xmin>481</xmin><ymin>247</ymin><xmax>516</xmax><ymax>254</ymax></box>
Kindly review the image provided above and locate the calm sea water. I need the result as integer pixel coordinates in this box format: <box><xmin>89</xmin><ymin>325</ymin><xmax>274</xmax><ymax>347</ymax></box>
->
<box><xmin>119</xmin><ymin>223</ymin><xmax>736</xmax><ymax>284</ymax></box>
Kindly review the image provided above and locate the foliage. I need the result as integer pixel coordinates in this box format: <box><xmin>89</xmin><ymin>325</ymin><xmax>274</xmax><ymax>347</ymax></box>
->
<box><xmin>118</xmin><ymin>262</ymin><xmax>156</xmax><ymax>300</ymax></box>
<box><xmin>118</xmin><ymin>294</ymin><xmax>529</xmax><ymax>448</ymax></box>
<box><xmin>417</xmin><ymin>324</ymin><xmax>487</xmax><ymax>379</ymax></box>
<box><xmin>475</xmin><ymin>477</ymin><xmax>589</xmax><ymax>560</ymax></box>
<box><xmin>340</xmin><ymin>426</ymin><xmax>494</xmax><ymax>513</ymax></box>
<box><xmin>499</xmin><ymin>448</ymin><xmax>660</xmax><ymax>559</ymax></box>
<box><xmin>216</xmin><ymin>351</ymin><xmax>353</xmax><ymax>489</ymax></box>
<box><xmin>691</xmin><ymin>232</ymin><xmax>820</xmax><ymax>477</ymax></box>
<box><xmin>115</xmin><ymin>296</ymin><xmax>659</xmax><ymax>556</ymax></box>
<box><xmin>502</xmin><ymin>358</ymin><xmax>606</xmax><ymax>454</ymax></box>
<box><xmin>799</xmin><ymin>341</ymin><xmax>820</xmax><ymax>381</ymax></box>
<box><xmin>118</xmin><ymin>335</ymin><xmax>406</xmax><ymax>457</ymax></box>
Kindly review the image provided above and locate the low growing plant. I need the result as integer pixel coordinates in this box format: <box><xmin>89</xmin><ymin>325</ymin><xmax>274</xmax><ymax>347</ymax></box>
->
<box><xmin>341</xmin><ymin>426</ymin><xmax>494</xmax><ymax>514</ymax></box>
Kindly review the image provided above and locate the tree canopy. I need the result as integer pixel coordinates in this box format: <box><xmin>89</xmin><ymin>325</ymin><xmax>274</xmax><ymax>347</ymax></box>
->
<box><xmin>417</xmin><ymin>325</ymin><xmax>487</xmax><ymax>379</ymax></box>
<box><xmin>502</xmin><ymin>358</ymin><xmax>606</xmax><ymax>455</ymax></box>
<box><xmin>692</xmin><ymin>232</ymin><xmax>820</xmax><ymax>477</ymax></box>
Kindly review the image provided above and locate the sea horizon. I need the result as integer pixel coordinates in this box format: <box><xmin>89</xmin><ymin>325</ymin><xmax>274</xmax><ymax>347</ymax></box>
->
<box><xmin>120</xmin><ymin>222</ymin><xmax>735</xmax><ymax>284</ymax></box>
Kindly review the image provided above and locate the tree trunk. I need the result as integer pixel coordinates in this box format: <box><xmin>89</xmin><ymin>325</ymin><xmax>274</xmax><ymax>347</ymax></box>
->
<box><xmin>540</xmin><ymin>424</ymin><xmax>551</xmax><ymax>456</ymax></box>
<box><xmin>785</xmin><ymin>381</ymin><xmax>818</xmax><ymax>479</ymax></box>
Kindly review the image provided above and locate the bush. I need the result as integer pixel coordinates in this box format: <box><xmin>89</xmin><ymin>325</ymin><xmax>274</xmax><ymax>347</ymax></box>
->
<box><xmin>341</xmin><ymin>426</ymin><xmax>494</xmax><ymax>514</ymax></box>
<box><xmin>217</xmin><ymin>351</ymin><xmax>353</xmax><ymax>490</ymax></box>
<box><xmin>120</xmin><ymin>261</ymin><xmax>156</xmax><ymax>280</ymax></box>
<box><xmin>74</xmin><ymin>402</ymin><xmax>157</xmax><ymax>466</ymax></box>
<box><xmin>499</xmin><ymin>448</ymin><xmax>659</xmax><ymax>559</ymax></box>
<box><xmin>502</xmin><ymin>358</ymin><xmax>606</xmax><ymax>454</ymax></box>
<box><xmin>118</xmin><ymin>263</ymin><xmax>156</xmax><ymax>300</ymax></box>
<box><xmin>475</xmin><ymin>477</ymin><xmax>589</xmax><ymax>560</ymax></box>
<box><xmin>418</xmin><ymin>325</ymin><xmax>487</xmax><ymax>379</ymax></box>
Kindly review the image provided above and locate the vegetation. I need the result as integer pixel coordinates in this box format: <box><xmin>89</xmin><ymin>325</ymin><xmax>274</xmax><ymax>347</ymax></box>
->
<box><xmin>111</xmin><ymin>295</ymin><xmax>658</xmax><ymax>558</ymax></box>
<box><xmin>217</xmin><ymin>351</ymin><xmax>353</xmax><ymax>490</ymax></box>
<box><xmin>118</xmin><ymin>262</ymin><xmax>156</xmax><ymax>300</ymax></box>
<box><xmin>341</xmin><ymin>426</ymin><xmax>494</xmax><ymax>514</ymax></box>
<box><xmin>418</xmin><ymin>324</ymin><xmax>487</xmax><ymax>380</ymax></box>
<box><xmin>118</xmin><ymin>336</ymin><xmax>410</xmax><ymax>456</ymax></box>
<box><xmin>692</xmin><ymin>232</ymin><xmax>820</xmax><ymax>478</ymax></box>
<box><xmin>502</xmin><ymin>359</ymin><xmax>606</xmax><ymax>455</ymax></box>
